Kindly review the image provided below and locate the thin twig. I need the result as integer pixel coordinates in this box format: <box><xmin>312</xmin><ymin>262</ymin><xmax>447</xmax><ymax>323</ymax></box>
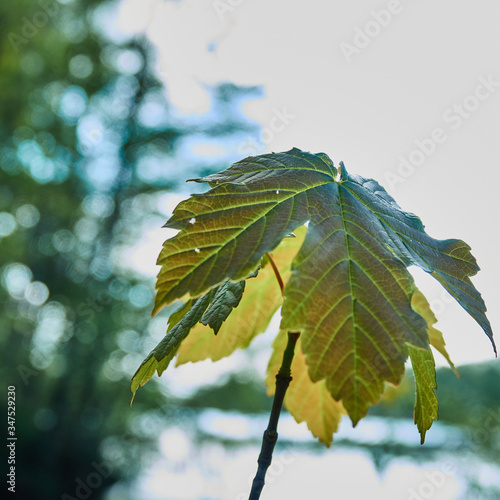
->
<box><xmin>248</xmin><ymin>331</ymin><xmax>300</xmax><ymax>500</ymax></box>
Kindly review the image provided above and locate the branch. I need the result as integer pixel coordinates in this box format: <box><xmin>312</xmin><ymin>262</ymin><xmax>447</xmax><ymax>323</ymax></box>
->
<box><xmin>249</xmin><ymin>331</ymin><xmax>300</xmax><ymax>500</ymax></box>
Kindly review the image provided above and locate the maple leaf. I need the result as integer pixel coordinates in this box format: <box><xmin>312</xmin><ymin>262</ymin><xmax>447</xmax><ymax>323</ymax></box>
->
<box><xmin>132</xmin><ymin>148</ymin><xmax>494</xmax><ymax>434</ymax></box>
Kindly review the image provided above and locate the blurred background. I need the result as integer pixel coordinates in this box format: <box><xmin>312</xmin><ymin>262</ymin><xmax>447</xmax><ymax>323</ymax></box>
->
<box><xmin>1</xmin><ymin>1</ymin><xmax>499</xmax><ymax>499</ymax></box>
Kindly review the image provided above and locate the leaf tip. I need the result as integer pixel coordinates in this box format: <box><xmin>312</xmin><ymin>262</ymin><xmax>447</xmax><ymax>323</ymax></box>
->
<box><xmin>152</xmin><ymin>296</ymin><xmax>165</xmax><ymax>317</ymax></box>
<box><xmin>350</xmin><ymin>415</ymin><xmax>361</xmax><ymax>428</ymax></box>
<box><xmin>321</xmin><ymin>438</ymin><xmax>333</xmax><ymax>449</ymax></box>
<box><xmin>339</xmin><ymin>161</ymin><xmax>348</xmax><ymax>181</ymax></box>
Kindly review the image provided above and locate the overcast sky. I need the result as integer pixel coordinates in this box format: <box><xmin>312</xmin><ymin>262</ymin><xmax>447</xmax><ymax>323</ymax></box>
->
<box><xmin>113</xmin><ymin>0</ymin><xmax>500</xmax><ymax>366</ymax></box>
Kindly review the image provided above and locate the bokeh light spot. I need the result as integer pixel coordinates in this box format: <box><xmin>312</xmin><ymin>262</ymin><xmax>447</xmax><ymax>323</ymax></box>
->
<box><xmin>0</xmin><ymin>212</ymin><xmax>16</xmax><ymax>237</ymax></box>
<box><xmin>15</xmin><ymin>204</ymin><xmax>40</xmax><ymax>228</ymax></box>
<box><xmin>82</xmin><ymin>193</ymin><xmax>115</xmax><ymax>218</ymax></box>
<box><xmin>24</xmin><ymin>281</ymin><xmax>50</xmax><ymax>306</ymax></box>
<box><xmin>69</xmin><ymin>54</ymin><xmax>93</xmax><ymax>79</ymax></box>
<box><xmin>59</xmin><ymin>86</ymin><xmax>88</xmax><ymax>122</ymax></box>
<box><xmin>128</xmin><ymin>284</ymin><xmax>153</xmax><ymax>308</ymax></box>
<box><xmin>52</xmin><ymin>229</ymin><xmax>76</xmax><ymax>253</ymax></box>
<box><xmin>1</xmin><ymin>263</ymin><xmax>32</xmax><ymax>298</ymax></box>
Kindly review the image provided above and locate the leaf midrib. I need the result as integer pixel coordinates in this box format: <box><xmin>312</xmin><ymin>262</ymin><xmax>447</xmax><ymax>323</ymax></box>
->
<box><xmin>339</xmin><ymin>186</ymin><xmax>359</xmax><ymax>414</ymax></box>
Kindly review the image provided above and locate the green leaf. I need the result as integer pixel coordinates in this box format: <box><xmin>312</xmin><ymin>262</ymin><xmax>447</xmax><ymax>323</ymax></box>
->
<box><xmin>408</xmin><ymin>345</ymin><xmax>438</xmax><ymax>444</ymax></box>
<box><xmin>146</xmin><ymin>148</ymin><xmax>493</xmax><ymax>427</ymax></box>
<box><xmin>201</xmin><ymin>279</ymin><xmax>246</xmax><ymax>334</ymax></box>
<box><xmin>131</xmin><ymin>291</ymin><xmax>214</xmax><ymax>402</ymax></box>
<box><xmin>411</xmin><ymin>289</ymin><xmax>459</xmax><ymax>377</ymax></box>
<box><xmin>154</xmin><ymin>295</ymin><xmax>215</xmax><ymax>374</ymax></box>
<box><xmin>167</xmin><ymin>300</ymin><xmax>194</xmax><ymax>333</ymax></box>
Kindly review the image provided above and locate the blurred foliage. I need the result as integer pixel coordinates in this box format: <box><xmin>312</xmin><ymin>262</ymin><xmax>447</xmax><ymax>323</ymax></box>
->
<box><xmin>0</xmin><ymin>1</ymin><xmax>259</xmax><ymax>498</ymax></box>
<box><xmin>186</xmin><ymin>360</ymin><xmax>500</xmax><ymax>431</ymax></box>
<box><xmin>184</xmin><ymin>374</ymin><xmax>272</xmax><ymax>414</ymax></box>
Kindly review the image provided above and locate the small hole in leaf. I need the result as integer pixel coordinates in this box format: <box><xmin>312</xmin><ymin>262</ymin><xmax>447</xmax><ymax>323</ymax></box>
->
<box><xmin>194</xmin><ymin>248</ymin><xmax>200</xmax><ymax>253</ymax></box>
<box><xmin>189</xmin><ymin>218</ymin><xmax>196</xmax><ymax>224</ymax></box>
<box><xmin>276</xmin><ymin>190</ymin><xmax>280</xmax><ymax>194</ymax></box>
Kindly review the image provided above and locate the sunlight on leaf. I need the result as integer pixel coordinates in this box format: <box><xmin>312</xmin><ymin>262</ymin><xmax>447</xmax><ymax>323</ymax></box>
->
<box><xmin>411</xmin><ymin>289</ymin><xmax>459</xmax><ymax>377</ymax></box>
<box><xmin>266</xmin><ymin>330</ymin><xmax>345</xmax><ymax>446</ymax></box>
<box><xmin>408</xmin><ymin>345</ymin><xmax>438</xmax><ymax>444</ymax></box>
<box><xmin>176</xmin><ymin>227</ymin><xmax>306</xmax><ymax>364</ymax></box>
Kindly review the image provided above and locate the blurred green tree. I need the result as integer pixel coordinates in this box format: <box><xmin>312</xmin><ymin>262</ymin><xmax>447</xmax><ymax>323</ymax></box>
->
<box><xmin>0</xmin><ymin>1</ymin><xmax>260</xmax><ymax>498</ymax></box>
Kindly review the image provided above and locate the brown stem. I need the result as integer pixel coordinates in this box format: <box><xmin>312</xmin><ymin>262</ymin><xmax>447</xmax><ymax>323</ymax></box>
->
<box><xmin>265</xmin><ymin>252</ymin><xmax>284</xmax><ymax>296</ymax></box>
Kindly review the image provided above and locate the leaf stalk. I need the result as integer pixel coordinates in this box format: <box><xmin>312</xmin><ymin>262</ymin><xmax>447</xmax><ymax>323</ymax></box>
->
<box><xmin>265</xmin><ymin>252</ymin><xmax>284</xmax><ymax>296</ymax></box>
